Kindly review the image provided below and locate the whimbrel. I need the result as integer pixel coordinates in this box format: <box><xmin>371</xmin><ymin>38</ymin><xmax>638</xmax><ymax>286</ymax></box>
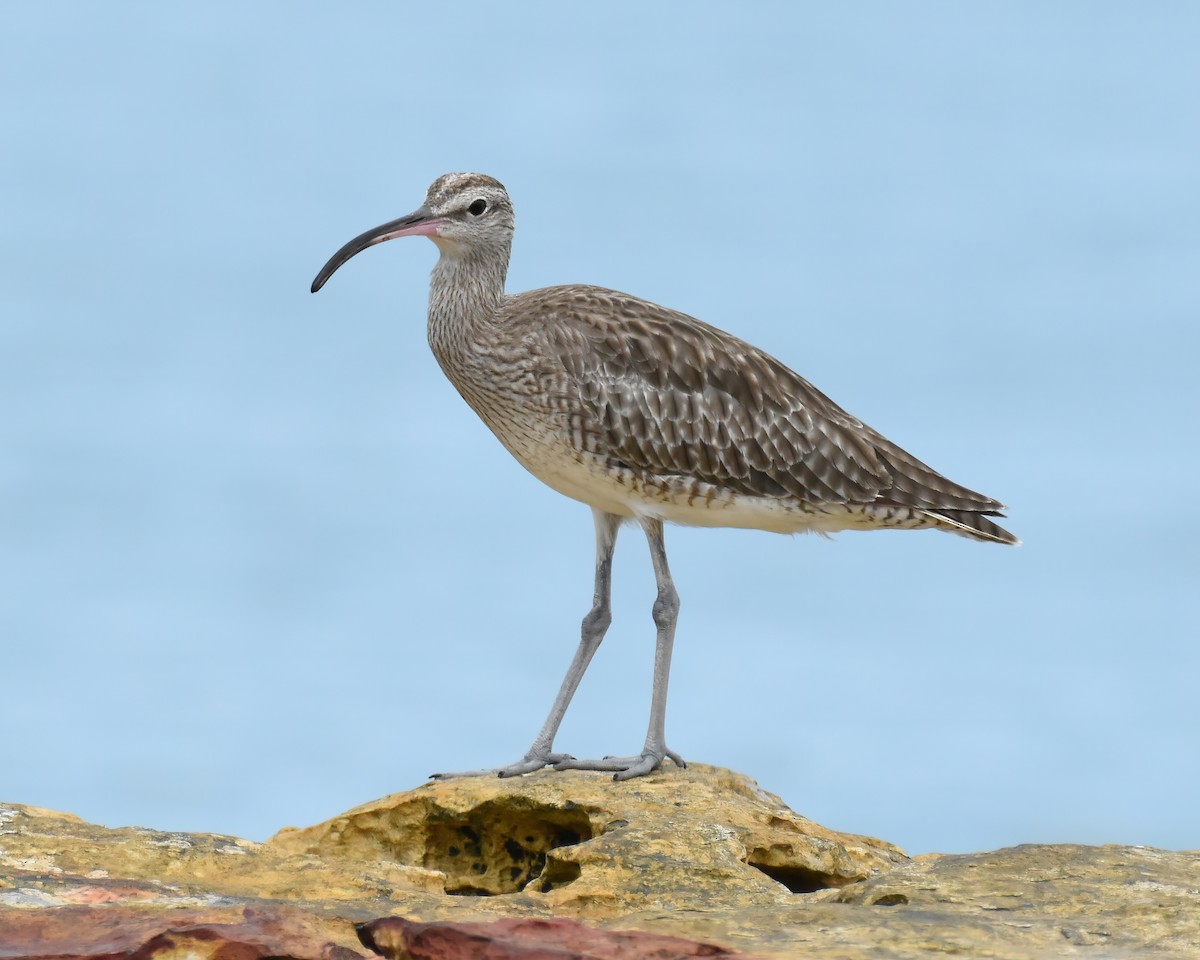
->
<box><xmin>311</xmin><ymin>173</ymin><xmax>1017</xmax><ymax>781</ymax></box>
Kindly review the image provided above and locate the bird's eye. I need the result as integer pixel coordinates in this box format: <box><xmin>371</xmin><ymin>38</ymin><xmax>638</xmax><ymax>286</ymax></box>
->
<box><xmin>468</xmin><ymin>199</ymin><xmax>487</xmax><ymax>216</ymax></box>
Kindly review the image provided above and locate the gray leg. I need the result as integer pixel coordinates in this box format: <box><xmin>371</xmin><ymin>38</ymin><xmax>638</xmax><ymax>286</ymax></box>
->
<box><xmin>555</xmin><ymin>516</ymin><xmax>686</xmax><ymax>780</ymax></box>
<box><xmin>431</xmin><ymin>509</ymin><xmax>621</xmax><ymax>779</ymax></box>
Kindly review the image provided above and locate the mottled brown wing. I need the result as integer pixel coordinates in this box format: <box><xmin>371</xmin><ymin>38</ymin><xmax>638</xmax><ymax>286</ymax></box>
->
<box><xmin>526</xmin><ymin>285</ymin><xmax>1004</xmax><ymax>512</ymax></box>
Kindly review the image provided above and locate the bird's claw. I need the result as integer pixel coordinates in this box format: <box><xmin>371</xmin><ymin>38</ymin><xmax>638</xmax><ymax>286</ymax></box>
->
<box><xmin>429</xmin><ymin>751</ymin><xmax>574</xmax><ymax>781</ymax></box>
<box><xmin>432</xmin><ymin>747</ymin><xmax>685</xmax><ymax>781</ymax></box>
<box><xmin>496</xmin><ymin>752</ymin><xmax>574</xmax><ymax>778</ymax></box>
<box><xmin>552</xmin><ymin>746</ymin><xmax>685</xmax><ymax>780</ymax></box>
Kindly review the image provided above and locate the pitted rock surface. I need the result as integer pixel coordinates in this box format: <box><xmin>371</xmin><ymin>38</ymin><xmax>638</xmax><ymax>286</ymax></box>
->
<box><xmin>3</xmin><ymin>766</ymin><xmax>1197</xmax><ymax>958</ymax></box>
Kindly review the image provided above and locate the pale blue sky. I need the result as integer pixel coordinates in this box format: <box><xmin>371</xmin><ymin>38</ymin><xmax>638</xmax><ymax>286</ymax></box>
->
<box><xmin>2</xmin><ymin>3</ymin><xmax>1197</xmax><ymax>855</ymax></box>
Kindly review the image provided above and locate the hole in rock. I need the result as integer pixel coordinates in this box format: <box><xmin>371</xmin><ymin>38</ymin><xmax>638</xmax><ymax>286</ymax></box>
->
<box><xmin>537</xmin><ymin>858</ymin><xmax>582</xmax><ymax>892</ymax></box>
<box><xmin>423</xmin><ymin>800</ymin><xmax>593</xmax><ymax>895</ymax></box>
<box><xmin>747</xmin><ymin>860</ymin><xmax>836</xmax><ymax>894</ymax></box>
<box><xmin>871</xmin><ymin>892</ymin><xmax>909</xmax><ymax>906</ymax></box>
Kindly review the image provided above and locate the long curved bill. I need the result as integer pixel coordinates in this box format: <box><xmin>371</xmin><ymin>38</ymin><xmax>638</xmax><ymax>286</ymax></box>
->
<box><xmin>310</xmin><ymin>205</ymin><xmax>444</xmax><ymax>293</ymax></box>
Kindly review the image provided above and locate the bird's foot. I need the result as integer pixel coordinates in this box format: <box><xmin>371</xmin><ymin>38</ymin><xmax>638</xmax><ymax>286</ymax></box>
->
<box><xmin>429</xmin><ymin>750</ymin><xmax>574</xmax><ymax>781</ymax></box>
<box><xmin>553</xmin><ymin>746</ymin><xmax>686</xmax><ymax>781</ymax></box>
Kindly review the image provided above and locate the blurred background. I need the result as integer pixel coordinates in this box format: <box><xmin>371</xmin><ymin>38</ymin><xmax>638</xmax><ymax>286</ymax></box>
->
<box><xmin>2</xmin><ymin>2</ymin><xmax>1197</xmax><ymax>856</ymax></box>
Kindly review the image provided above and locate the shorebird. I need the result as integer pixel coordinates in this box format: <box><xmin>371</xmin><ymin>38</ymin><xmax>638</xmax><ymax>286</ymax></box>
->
<box><xmin>311</xmin><ymin>172</ymin><xmax>1017</xmax><ymax>781</ymax></box>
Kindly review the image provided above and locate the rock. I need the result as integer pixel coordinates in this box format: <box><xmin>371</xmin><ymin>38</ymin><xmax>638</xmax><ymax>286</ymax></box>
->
<box><xmin>831</xmin><ymin>843</ymin><xmax>1200</xmax><ymax>954</ymax></box>
<box><xmin>2</xmin><ymin>765</ymin><xmax>1197</xmax><ymax>959</ymax></box>
<box><xmin>0</xmin><ymin>903</ymin><xmax>374</xmax><ymax>960</ymax></box>
<box><xmin>358</xmin><ymin>916</ymin><xmax>735</xmax><ymax>959</ymax></box>
<box><xmin>265</xmin><ymin>762</ymin><xmax>905</xmax><ymax>909</ymax></box>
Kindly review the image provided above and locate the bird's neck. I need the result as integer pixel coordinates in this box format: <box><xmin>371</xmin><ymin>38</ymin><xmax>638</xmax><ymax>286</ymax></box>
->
<box><xmin>427</xmin><ymin>246</ymin><xmax>509</xmax><ymax>362</ymax></box>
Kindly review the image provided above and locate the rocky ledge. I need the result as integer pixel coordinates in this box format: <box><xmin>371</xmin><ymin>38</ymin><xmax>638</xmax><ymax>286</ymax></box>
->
<box><xmin>1</xmin><ymin>764</ymin><xmax>1197</xmax><ymax>959</ymax></box>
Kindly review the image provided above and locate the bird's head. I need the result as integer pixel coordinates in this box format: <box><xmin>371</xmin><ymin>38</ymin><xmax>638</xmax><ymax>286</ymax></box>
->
<box><xmin>311</xmin><ymin>172</ymin><xmax>514</xmax><ymax>293</ymax></box>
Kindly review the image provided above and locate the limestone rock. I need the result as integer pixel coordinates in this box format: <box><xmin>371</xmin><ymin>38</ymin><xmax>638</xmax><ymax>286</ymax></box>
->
<box><xmin>831</xmin><ymin>843</ymin><xmax>1200</xmax><ymax>953</ymax></box>
<box><xmin>266</xmin><ymin>762</ymin><xmax>905</xmax><ymax>910</ymax></box>
<box><xmin>2</xmin><ymin>765</ymin><xmax>1198</xmax><ymax>959</ymax></box>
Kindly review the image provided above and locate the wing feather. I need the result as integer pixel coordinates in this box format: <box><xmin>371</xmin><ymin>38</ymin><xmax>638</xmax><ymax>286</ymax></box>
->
<box><xmin>516</xmin><ymin>285</ymin><xmax>1005</xmax><ymax>516</ymax></box>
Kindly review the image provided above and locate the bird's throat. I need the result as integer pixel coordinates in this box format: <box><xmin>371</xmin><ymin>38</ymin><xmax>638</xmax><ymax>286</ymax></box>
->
<box><xmin>427</xmin><ymin>248</ymin><xmax>509</xmax><ymax>366</ymax></box>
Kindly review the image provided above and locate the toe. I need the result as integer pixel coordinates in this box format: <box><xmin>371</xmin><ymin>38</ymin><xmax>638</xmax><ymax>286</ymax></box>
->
<box><xmin>612</xmin><ymin>753</ymin><xmax>664</xmax><ymax>781</ymax></box>
<box><xmin>432</xmin><ymin>749</ymin><xmax>571</xmax><ymax>780</ymax></box>
<box><xmin>553</xmin><ymin>756</ymin><xmax>634</xmax><ymax>772</ymax></box>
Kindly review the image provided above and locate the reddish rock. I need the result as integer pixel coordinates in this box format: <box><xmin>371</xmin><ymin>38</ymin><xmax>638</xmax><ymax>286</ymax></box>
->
<box><xmin>0</xmin><ymin>907</ymin><xmax>729</xmax><ymax>960</ymax></box>
<box><xmin>359</xmin><ymin>916</ymin><xmax>736</xmax><ymax>960</ymax></box>
<box><xmin>0</xmin><ymin>905</ymin><xmax>372</xmax><ymax>960</ymax></box>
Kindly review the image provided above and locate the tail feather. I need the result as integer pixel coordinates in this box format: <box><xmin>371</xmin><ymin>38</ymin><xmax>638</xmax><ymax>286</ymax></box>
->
<box><xmin>862</xmin><ymin>429</ymin><xmax>1018</xmax><ymax>544</ymax></box>
<box><xmin>870</xmin><ymin>437</ymin><xmax>1006</xmax><ymax>514</ymax></box>
<box><xmin>924</xmin><ymin>508</ymin><xmax>1020</xmax><ymax>545</ymax></box>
